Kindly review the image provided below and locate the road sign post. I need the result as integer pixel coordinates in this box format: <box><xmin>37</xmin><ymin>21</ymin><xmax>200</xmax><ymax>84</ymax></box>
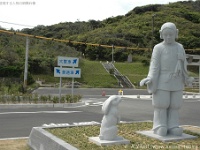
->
<box><xmin>54</xmin><ymin>57</ymin><xmax>81</xmax><ymax>103</ymax></box>
<box><xmin>59</xmin><ymin>66</ymin><xmax>62</xmax><ymax>103</ymax></box>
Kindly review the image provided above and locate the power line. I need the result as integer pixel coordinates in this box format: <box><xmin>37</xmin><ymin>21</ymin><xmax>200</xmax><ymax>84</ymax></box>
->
<box><xmin>0</xmin><ymin>20</ymin><xmax>34</xmax><ymax>28</ymax></box>
<box><xmin>0</xmin><ymin>29</ymin><xmax>149</xmax><ymax>51</ymax></box>
<box><xmin>0</xmin><ymin>29</ymin><xmax>199</xmax><ymax>51</ymax></box>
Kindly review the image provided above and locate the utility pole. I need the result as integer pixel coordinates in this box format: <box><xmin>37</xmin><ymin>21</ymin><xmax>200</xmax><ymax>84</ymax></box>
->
<box><xmin>112</xmin><ymin>45</ymin><xmax>114</xmax><ymax>63</ymax></box>
<box><xmin>152</xmin><ymin>14</ymin><xmax>156</xmax><ymax>51</ymax></box>
<box><xmin>24</xmin><ymin>37</ymin><xmax>29</xmax><ymax>89</ymax></box>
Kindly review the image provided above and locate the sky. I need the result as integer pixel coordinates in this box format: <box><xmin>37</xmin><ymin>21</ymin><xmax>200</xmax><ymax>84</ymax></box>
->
<box><xmin>0</xmin><ymin>0</ymin><xmax>187</xmax><ymax>30</ymax></box>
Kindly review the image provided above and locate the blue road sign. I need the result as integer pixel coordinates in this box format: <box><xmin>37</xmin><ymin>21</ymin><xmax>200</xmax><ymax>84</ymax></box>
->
<box><xmin>58</xmin><ymin>56</ymin><xmax>79</xmax><ymax>67</ymax></box>
<box><xmin>54</xmin><ymin>67</ymin><xmax>81</xmax><ymax>78</ymax></box>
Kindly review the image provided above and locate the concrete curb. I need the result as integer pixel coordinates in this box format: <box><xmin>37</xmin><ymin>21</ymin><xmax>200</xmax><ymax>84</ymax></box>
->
<box><xmin>28</xmin><ymin>122</ymin><xmax>101</xmax><ymax>150</ymax></box>
<box><xmin>28</xmin><ymin>127</ymin><xmax>78</xmax><ymax>150</ymax></box>
<box><xmin>0</xmin><ymin>102</ymin><xmax>85</xmax><ymax>109</ymax></box>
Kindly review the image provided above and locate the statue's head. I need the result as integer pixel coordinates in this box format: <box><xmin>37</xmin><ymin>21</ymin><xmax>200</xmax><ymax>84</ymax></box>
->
<box><xmin>159</xmin><ymin>22</ymin><xmax>178</xmax><ymax>44</ymax></box>
<box><xmin>102</xmin><ymin>95</ymin><xmax>122</xmax><ymax>115</ymax></box>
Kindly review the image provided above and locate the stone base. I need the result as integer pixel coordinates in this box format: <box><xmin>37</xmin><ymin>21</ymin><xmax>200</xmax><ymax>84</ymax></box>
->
<box><xmin>137</xmin><ymin>130</ymin><xmax>197</xmax><ymax>142</ymax></box>
<box><xmin>89</xmin><ymin>136</ymin><xmax>130</xmax><ymax>146</ymax></box>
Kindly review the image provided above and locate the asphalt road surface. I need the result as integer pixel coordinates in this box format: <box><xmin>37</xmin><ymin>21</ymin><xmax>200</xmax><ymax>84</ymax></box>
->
<box><xmin>0</xmin><ymin>88</ymin><xmax>199</xmax><ymax>139</ymax></box>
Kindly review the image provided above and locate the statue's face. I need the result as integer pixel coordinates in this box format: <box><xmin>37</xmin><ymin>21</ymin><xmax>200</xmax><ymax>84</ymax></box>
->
<box><xmin>161</xmin><ymin>28</ymin><xmax>176</xmax><ymax>44</ymax></box>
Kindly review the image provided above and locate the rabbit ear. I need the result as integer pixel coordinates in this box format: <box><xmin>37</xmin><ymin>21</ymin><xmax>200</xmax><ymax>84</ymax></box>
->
<box><xmin>102</xmin><ymin>96</ymin><xmax>114</xmax><ymax>115</ymax></box>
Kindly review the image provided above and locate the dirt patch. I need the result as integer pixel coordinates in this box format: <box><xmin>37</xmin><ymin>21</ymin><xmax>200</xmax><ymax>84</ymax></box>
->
<box><xmin>0</xmin><ymin>138</ymin><xmax>30</xmax><ymax>150</ymax></box>
<box><xmin>182</xmin><ymin>125</ymin><xmax>200</xmax><ymax>135</ymax></box>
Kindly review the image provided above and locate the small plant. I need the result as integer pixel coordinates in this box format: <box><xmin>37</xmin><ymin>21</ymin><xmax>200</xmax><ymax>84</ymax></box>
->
<box><xmin>52</xmin><ymin>96</ymin><xmax>59</xmax><ymax>103</ymax></box>
<box><xmin>16</xmin><ymin>95</ymin><xmax>21</xmax><ymax>103</ymax></box>
<box><xmin>65</xmin><ymin>94</ymin><xmax>82</xmax><ymax>103</ymax></box>
<box><xmin>11</xmin><ymin>95</ymin><xmax>16</xmax><ymax>104</ymax></box>
<box><xmin>47</xmin><ymin>95</ymin><xmax>51</xmax><ymax>103</ymax></box>
<box><xmin>61</xmin><ymin>96</ymin><xmax>65</xmax><ymax>103</ymax></box>
<box><xmin>1</xmin><ymin>95</ymin><xmax>8</xmax><ymax>104</ymax></box>
<box><xmin>20</xmin><ymin>95</ymin><xmax>25</xmax><ymax>103</ymax></box>
<box><xmin>32</xmin><ymin>93</ymin><xmax>39</xmax><ymax>104</ymax></box>
<box><xmin>40</xmin><ymin>95</ymin><xmax>48</xmax><ymax>103</ymax></box>
<box><xmin>109</xmin><ymin>68</ymin><xmax>115</xmax><ymax>74</ymax></box>
<box><xmin>0</xmin><ymin>95</ymin><xmax>3</xmax><ymax>103</ymax></box>
<box><xmin>65</xmin><ymin>95</ymin><xmax>71</xmax><ymax>103</ymax></box>
<box><xmin>142</xmin><ymin>59</ymin><xmax>150</xmax><ymax>66</ymax></box>
<box><xmin>27</xmin><ymin>94</ymin><xmax>32</xmax><ymax>104</ymax></box>
<box><xmin>73</xmin><ymin>95</ymin><xmax>82</xmax><ymax>103</ymax></box>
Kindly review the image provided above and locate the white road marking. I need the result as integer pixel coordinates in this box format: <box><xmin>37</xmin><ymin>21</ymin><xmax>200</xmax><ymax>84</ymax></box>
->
<box><xmin>0</xmin><ymin>137</ymin><xmax>28</xmax><ymax>141</ymax></box>
<box><xmin>123</xmin><ymin>95</ymin><xmax>152</xmax><ymax>100</ymax></box>
<box><xmin>123</xmin><ymin>95</ymin><xmax>200</xmax><ymax>102</ymax></box>
<box><xmin>0</xmin><ymin>111</ymin><xmax>82</xmax><ymax>115</ymax></box>
<box><xmin>42</xmin><ymin>121</ymin><xmax>100</xmax><ymax>127</ymax></box>
<box><xmin>92</xmin><ymin>102</ymin><xmax>104</xmax><ymax>105</ymax></box>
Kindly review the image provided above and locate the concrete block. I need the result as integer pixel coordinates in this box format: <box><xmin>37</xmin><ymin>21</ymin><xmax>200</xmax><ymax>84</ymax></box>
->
<box><xmin>28</xmin><ymin>127</ymin><xmax>78</xmax><ymax>150</ymax></box>
<box><xmin>89</xmin><ymin>136</ymin><xmax>130</xmax><ymax>146</ymax></box>
<box><xmin>137</xmin><ymin>130</ymin><xmax>197</xmax><ymax>142</ymax></box>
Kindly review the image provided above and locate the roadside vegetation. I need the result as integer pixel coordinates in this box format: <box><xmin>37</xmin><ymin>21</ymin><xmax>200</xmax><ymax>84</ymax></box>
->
<box><xmin>0</xmin><ymin>93</ymin><xmax>82</xmax><ymax>104</ymax></box>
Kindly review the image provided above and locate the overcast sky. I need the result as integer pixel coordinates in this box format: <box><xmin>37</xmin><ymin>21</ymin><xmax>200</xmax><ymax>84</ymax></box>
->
<box><xmin>0</xmin><ymin>0</ymin><xmax>187</xmax><ymax>30</ymax></box>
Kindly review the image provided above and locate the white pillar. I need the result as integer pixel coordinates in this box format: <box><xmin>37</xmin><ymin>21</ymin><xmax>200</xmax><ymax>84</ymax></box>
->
<box><xmin>24</xmin><ymin>37</ymin><xmax>29</xmax><ymax>88</ymax></box>
<box><xmin>112</xmin><ymin>45</ymin><xmax>114</xmax><ymax>63</ymax></box>
<box><xmin>59</xmin><ymin>66</ymin><xmax>62</xmax><ymax>103</ymax></box>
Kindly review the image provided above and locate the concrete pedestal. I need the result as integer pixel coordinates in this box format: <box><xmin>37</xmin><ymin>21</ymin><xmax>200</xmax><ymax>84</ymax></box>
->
<box><xmin>137</xmin><ymin>130</ymin><xmax>197</xmax><ymax>142</ymax></box>
<box><xmin>89</xmin><ymin>136</ymin><xmax>130</xmax><ymax>146</ymax></box>
<box><xmin>28</xmin><ymin>127</ymin><xmax>78</xmax><ymax>150</ymax></box>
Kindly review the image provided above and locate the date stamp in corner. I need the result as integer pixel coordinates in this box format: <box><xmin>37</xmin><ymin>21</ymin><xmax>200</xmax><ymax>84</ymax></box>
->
<box><xmin>0</xmin><ymin>1</ymin><xmax>36</xmax><ymax>6</ymax></box>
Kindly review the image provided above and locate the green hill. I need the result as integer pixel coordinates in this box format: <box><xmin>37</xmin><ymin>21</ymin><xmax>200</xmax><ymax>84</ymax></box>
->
<box><xmin>33</xmin><ymin>59</ymin><xmax>149</xmax><ymax>88</ymax></box>
<box><xmin>0</xmin><ymin>0</ymin><xmax>200</xmax><ymax>89</ymax></box>
<box><xmin>20</xmin><ymin>0</ymin><xmax>200</xmax><ymax>50</ymax></box>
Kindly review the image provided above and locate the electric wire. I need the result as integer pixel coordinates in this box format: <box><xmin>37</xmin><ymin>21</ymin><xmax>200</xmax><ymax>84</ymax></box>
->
<box><xmin>0</xmin><ymin>29</ymin><xmax>149</xmax><ymax>51</ymax></box>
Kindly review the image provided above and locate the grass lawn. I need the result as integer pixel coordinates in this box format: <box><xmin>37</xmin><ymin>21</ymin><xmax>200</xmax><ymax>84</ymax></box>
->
<box><xmin>32</xmin><ymin>59</ymin><xmax>198</xmax><ymax>90</ymax></box>
<box><xmin>114</xmin><ymin>62</ymin><xmax>149</xmax><ymax>87</ymax></box>
<box><xmin>32</xmin><ymin>60</ymin><xmax>151</xmax><ymax>88</ymax></box>
<box><xmin>33</xmin><ymin>59</ymin><xmax>118</xmax><ymax>88</ymax></box>
<box><xmin>2</xmin><ymin>122</ymin><xmax>199</xmax><ymax>150</ymax></box>
<box><xmin>46</xmin><ymin>122</ymin><xmax>200</xmax><ymax>150</ymax></box>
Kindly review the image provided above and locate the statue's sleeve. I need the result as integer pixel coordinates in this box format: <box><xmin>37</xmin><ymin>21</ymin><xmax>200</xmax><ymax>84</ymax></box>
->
<box><xmin>180</xmin><ymin>45</ymin><xmax>190</xmax><ymax>85</ymax></box>
<box><xmin>147</xmin><ymin>46</ymin><xmax>161</xmax><ymax>93</ymax></box>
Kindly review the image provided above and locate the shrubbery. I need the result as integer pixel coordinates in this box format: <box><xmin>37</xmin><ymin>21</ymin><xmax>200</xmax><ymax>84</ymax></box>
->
<box><xmin>0</xmin><ymin>94</ymin><xmax>82</xmax><ymax>104</ymax></box>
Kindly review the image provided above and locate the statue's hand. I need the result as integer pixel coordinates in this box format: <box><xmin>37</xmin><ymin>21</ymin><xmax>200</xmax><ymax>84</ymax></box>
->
<box><xmin>140</xmin><ymin>78</ymin><xmax>152</xmax><ymax>86</ymax></box>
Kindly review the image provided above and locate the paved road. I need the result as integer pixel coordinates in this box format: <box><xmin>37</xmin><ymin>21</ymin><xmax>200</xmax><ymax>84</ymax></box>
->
<box><xmin>80</xmin><ymin>96</ymin><xmax>200</xmax><ymax>126</ymax></box>
<box><xmin>0</xmin><ymin>88</ymin><xmax>199</xmax><ymax>139</ymax></box>
<box><xmin>0</xmin><ymin>107</ymin><xmax>103</xmax><ymax>138</ymax></box>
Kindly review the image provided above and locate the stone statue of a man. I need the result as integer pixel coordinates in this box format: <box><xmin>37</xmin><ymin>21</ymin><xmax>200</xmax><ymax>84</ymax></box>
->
<box><xmin>140</xmin><ymin>22</ymin><xmax>194</xmax><ymax>136</ymax></box>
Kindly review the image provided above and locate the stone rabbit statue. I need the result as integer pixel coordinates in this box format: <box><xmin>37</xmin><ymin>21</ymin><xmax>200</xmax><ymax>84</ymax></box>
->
<box><xmin>99</xmin><ymin>95</ymin><xmax>123</xmax><ymax>141</ymax></box>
